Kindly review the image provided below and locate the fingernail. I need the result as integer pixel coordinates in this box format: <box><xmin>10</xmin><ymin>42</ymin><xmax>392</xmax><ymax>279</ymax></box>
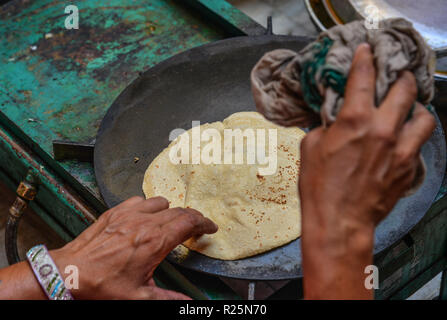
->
<box><xmin>359</xmin><ymin>43</ymin><xmax>371</xmax><ymax>50</ymax></box>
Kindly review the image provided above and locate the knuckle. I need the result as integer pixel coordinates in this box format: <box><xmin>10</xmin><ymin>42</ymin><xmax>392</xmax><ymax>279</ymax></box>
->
<box><xmin>339</xmin><ymin>108</ymin><xmax>368</xmax><ymax>127</ymax></box>
<box><xmin>104</xmin><ymin>208</ymin><xmax>119</xmax><ymax>221</ymax></box>
<box><xmin>102</xmin><ymin>208</ymin><xmax>114</xmax><ymax>218</ymax></box>
<box><xmin>302</xmin><ymin>128</ymin><xmax>322</xmax><ymax>149</ymax></box>
<box><xmin>373</xmin><ymin>124</ymin><xmax>396</xmax><ymax>145</ymax></box>
<box><xmin>394</xmin><ymin>147</ymin><xmax>415</xmax><ymax>167</ymax></box>
<box><xmin>422</xmin><ymin>112</ymin><xmax>436</xmax><ymax>130</ymax></box>
<box><xmin>408</xmin><ymin>84</ymin><xmax>418</xmax><ymax>99</ymax></box>
<box><xmin>172</xmin><ymin>207</ymin><xmax>187</xmax><ymax>216</ymax></box>
<box><xmin>400</xmin><ymin>72</ymin><xmax>417</xmax><ymax>97</ymax></box>
<box><xmin>145</xmin><ymin>228</ymin><xmax>163</xmax><ymax>247</ymax></box>
<box><xmin>151</xmin><ymin>196</ymin><xmax>169</xmax><ymax>205</ymax></box>
<box><xmin>413</xmin><ymin>106</ymin><xmax>436</xmax><ymax>131</ymax></box>
<box><xmin>116</xmin><ymin>208</ymin><xmax>132</xmax><ymax>219</ymax></box>
<box><xmin>300</xmin><ymin>136</ymin><xmax>311</xmax><ymax>152</ymax></box>
<box><xmin>136</xmin><ymin>232</ymin><xmax>157</xmax><ymax>251</ymax></box>
<box><xmin>107</xmin><ymin>207</ymin><xmax>135</xmax><ymax>222</ymax></box>
<box><xmin>301</xmin><ymin>133</ymin><xmax>314</xmax><ymax>152</ymax></box>
<box><xmin>182</xmin><ymin>212</ymin><xmax>201</xmax><ymax>228</ymax></box>
<box><xmin>185</xmin><ymin>207</ymin><xmax>204</xmax><ymax>217</ymax></box>
<box><xmin>401</xmin><ymin>70</ymin><xmax>417</xmax><ymax>85</ymax></box>
<box><xmin>126</xmin><ymin>196</ymin><xmax>144</xmax><ymax>204</ymax></box>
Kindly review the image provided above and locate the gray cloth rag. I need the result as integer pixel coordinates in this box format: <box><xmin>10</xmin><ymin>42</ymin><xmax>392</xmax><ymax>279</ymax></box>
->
<box><xmin>251</xmin><ymin>18</ymin><xmax>436</xmax><ymax>194</ymax></box>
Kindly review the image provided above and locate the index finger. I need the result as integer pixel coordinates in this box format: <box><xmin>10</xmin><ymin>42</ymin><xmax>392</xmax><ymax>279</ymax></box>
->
<box><xmin>340</xmin><ymin>43</ymin><xmax>376</xmax><ymax>115</ymax></box>
<box><xmin>135</xmin><ymin>196</ymin><xmax>170</xmax><ymax>214</ymax></box>
<box><xmin>161</xmin><ymin>208</ymin><xmax>218</xmax><ymax>248</ymax></box>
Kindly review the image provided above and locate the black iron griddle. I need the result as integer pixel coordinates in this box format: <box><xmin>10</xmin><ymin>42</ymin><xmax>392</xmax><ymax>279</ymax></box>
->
<box><xmin>94</xmin><ymin>35</ymin><xmax>446</xmax><ymax>280</ymax></box>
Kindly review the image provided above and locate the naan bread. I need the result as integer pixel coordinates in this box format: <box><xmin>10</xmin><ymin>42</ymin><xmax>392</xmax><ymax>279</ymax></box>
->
<box><xmin>143</xmin><ymin>112</ymin><xmax>305</xmax><ymax>260</ymax></box>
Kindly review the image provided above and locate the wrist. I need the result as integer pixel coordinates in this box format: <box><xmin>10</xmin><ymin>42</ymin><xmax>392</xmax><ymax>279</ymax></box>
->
<box><xmin>301</xmin><ymin>204</ymin><xmax>375</xmax><ymax>299</ymax></box>
<box><xmin>302</xmin><ymin>201</ymin><xmax>375</xmax><ymax>252</ymax></box>
<box><xmin>303</xmin><ymin>217</ymin><xmax>374</xmax><ymax>258</ymax></box>
<box><xmin>50</xmin><ymin>246</ymin><xmax>92</xmax><ymax>299</ymax></box>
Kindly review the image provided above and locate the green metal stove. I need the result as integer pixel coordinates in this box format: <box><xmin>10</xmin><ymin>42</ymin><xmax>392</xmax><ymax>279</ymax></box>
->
<box><xmin>1</xmin><ymin>0</ymin><xmax>446</xmax><ymax>299</ymax></box>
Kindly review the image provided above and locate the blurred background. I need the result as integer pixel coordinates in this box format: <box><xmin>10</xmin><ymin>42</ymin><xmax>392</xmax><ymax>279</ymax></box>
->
<box><xmin>228</xmin><ymin>0</ymin><xmax>319</xmax><ymax>36</ymax></box>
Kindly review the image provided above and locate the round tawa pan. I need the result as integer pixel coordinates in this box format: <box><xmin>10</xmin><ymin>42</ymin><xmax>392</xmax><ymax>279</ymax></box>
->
<box><xmin>94</xmin><ymin>35</ymin><xmax>446</xmax><ymax>280</ymax></box>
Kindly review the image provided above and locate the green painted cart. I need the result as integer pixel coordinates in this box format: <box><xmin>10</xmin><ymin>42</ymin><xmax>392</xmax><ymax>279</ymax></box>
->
<box><xmin>0</xmin><ymin>0</ymin><xmax>446</xmax><ymax>299</ymax></box>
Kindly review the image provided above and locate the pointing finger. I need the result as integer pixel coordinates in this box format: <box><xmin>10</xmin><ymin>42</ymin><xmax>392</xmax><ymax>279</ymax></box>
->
<box><xmin>136</xmin><ymin>196</ymin><xmax>170</xmax><ymax>214</ymax></box>
<box><xmin>161</xmin><ymin>208</ymin><xmax>218</xmax><ymax>249</ymax></box>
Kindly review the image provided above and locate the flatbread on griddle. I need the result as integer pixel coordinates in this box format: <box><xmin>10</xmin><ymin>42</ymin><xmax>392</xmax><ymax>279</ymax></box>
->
<box><xmin>143</xmin><ymin>112</ymin><xmax>305</xmax><ymax>260</ymax></box>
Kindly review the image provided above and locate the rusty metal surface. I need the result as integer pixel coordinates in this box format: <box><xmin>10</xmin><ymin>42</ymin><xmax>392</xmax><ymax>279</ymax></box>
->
<box><xmin>0</xmin><ymin>124</ymin><xmax>97</xmax><ymax>230</ymax></box>
<box><xmin>16</xmin><ymin>180</ymin><xmax>37</xmax><ymax>201</ymax></box>
<box><xmin>94</xmin><ymin>34</ymin><xmax>446</xmax><ymax>280</ymax></box>
<box><xmin>52</xmin><ymin>140</ymin><xmax>94</xmax><ymax>162</ymax></box>
<box><xmin>0</xmin><ymin>121</ymin><xmax>237</xmax><ymax>298</ymax></box>
<box><xmin>0</xmin><ymin>0</ymin><xmax>259</xmax><ymax>299</ymax></box>
<box><xmin>0</xmin><ymin>0</ymin><xmax>233</xmax><ymax>210</ymax></box>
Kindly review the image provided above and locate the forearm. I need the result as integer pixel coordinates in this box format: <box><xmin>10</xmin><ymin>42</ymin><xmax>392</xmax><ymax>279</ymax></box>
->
<box><xmin>301</xmin><ymin>205</ymin><xmax>375</xmax><ymax>300</ymax></box>
<box><xmin>0</xmin><ymin>261</ymin><xmax>46</xmax><ymax>300</ymax></box>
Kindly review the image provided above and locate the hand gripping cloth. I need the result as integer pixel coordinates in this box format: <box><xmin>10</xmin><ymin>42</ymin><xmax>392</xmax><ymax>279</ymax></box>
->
<box><xmin>251</xmin><ymin>18</ymin><xmax>436</xmax><ymax>194</ymax></box>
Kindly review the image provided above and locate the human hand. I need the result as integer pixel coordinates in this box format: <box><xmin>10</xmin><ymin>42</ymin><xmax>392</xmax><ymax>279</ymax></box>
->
<box><xmin>51</xmin><ymin>196</ymin><xmax>218</xmax><ymax>299</ymax></box>
<box><xmin>299</xmin><ymin>43</ymin><xmax>436</xmax><ymax>230</ymax></box>
<box><xmin>299</xmin><ymin>43</ymin><xmax>435</xmax><ymax>299</ymax></box>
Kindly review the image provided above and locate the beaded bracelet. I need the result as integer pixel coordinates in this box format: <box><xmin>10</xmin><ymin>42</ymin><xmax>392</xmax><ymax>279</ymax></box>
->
<box><xmin>26</xmin><ymin>245</ymin><xmax>74</xmax><ymax>300</ymax></box>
